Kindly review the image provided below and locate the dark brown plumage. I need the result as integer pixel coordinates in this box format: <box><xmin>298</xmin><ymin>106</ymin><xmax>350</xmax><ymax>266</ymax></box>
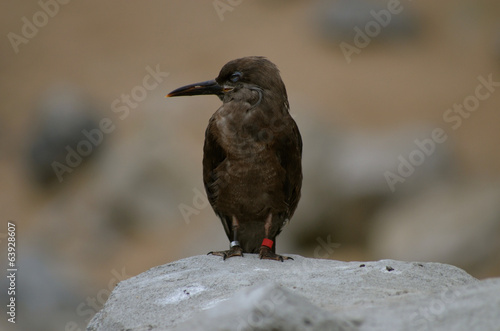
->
<box><xmin>167</xmin><ymin>56</ymin><xmax>302</xmax><ymax>261</ymax></box>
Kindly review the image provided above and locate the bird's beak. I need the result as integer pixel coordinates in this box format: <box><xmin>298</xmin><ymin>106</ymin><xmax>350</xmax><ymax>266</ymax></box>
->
<box><xmin>166</xmin><ymin>79</ymin><xmax>228</xmax><ymax>98</ymax></box>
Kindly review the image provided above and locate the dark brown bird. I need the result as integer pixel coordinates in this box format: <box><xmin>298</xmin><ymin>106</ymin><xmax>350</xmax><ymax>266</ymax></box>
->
<box><xmin>167</xmin><ymin>56</ymin><xmax>302</xmax><ymax>261</ymax></box>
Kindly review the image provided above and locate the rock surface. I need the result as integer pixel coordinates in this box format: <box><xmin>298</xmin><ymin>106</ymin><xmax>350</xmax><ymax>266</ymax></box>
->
<box><xmin>87</xmin><ymin>255</ymin><xmax>500</xmax><ymax>331</ymax></box>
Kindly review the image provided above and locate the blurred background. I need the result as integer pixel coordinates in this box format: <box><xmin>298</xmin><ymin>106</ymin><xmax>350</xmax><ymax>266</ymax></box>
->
<box><xmin>1</xmin><ymin>0</ymin><xmax>500</xmax><ymax>330</ymax></box>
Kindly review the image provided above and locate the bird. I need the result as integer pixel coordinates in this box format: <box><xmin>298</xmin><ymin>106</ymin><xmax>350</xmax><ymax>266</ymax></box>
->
<box><xmin>166</xmin><ymin>56</ymin><xmax>302</xmax><ymax>261</ymax></box>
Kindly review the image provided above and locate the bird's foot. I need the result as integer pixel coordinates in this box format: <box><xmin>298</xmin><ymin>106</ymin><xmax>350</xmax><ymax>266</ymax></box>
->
<box><xmin>208</xmin><ymin>245</ymin><xmax>244</xmax><ymax>260</ymax></box>
<box><xmin>259</xmin><ymin>246</ymin><xmax>293</xmax><ymax>262</ymax></box>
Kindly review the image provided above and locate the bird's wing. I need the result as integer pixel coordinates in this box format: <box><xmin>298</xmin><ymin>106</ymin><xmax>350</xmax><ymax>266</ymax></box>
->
<box><xmin>202</xmin><ymin>118</ymin><xmax>233</xmax><ymax>238</ymax></box>
<box><xmin>202</xmin><ymin>117</ymin><xmax>226</xmax><ymax>211</ymax></box>
<box><xmin>275</xmin><ymin>117</ymin><xmax>303</xmax><ymax>221</ymax></box>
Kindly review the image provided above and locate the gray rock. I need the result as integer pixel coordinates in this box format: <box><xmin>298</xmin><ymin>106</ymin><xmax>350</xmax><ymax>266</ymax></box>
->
<box><xmin>175</xmin><ymin>284</ymin><xmax>357</xmax><ymax>331</ymax></box>
<box><xmin>87</xmin><ymin>255</ymin><xmax>500</xmax><ymax>331</ymax></box>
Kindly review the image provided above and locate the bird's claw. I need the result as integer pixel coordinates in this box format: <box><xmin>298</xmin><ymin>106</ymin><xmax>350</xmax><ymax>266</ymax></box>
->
<box><xmin>259</xmin><ymin>246</ymin><xmax>293</xmax><ymax>262</ymax></box>
<box><xmin>208</xmin><ymin>246</ymin><xmax>244</xmax><ymax>260</ymax></box>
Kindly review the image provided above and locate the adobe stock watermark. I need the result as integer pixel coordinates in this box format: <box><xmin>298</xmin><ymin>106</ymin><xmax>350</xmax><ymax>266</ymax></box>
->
<box><xmin>297</xmin><ymin>234</ymin><xmax>340</xmax><ymax>274</ymax></box>
<box><xmin>310</xmin><ymin>235</ymin><xmax>341</xmax><ymax>259</ymax></box>
<box><xmin>235</xmin><ymin>286</ymin><xmax>286</xmax><ymax>331</ymax></box>
<box><xmin>384</xmin><ymin>73</ymin><xmax>500</xmax><ymax>192</ymax></box>
<box><xmin>51</xmin><ymin>64</ymin><xmax>169</xmax><ymax>182</ymax></box>
<box><xmin>7</xmin><ymin>0</ymin><xmax>72</xmax><ymax>54</ymax></box>
<box><xmin>340</xmin><ymin>0</ymin><xmax>412</xmax><ymax>64</ymax></box>
<box><xmin>65</xmin><ymin>267</ymin><xmax>130</xmax><ymax>331</ymax></box>
<box><xmin>213</xmin><ymin>0</ymin><xmax>243</xmax><ymax>21</ymax></box>
<box><xmin>179</xmin><ymin>187</ymin><xmax>209</xmax><ymax>224</ymax></box>
<box><xmin>6</xmin><ymin>222</ymin><xmax>17</xmax><ymax>324</ymax></box>
<box><xmin>236</xmin><ymin>282</ymin><xmax>354</xmax><ymax>331</ymax></box>
<box><xmin>410</xmin><ymin>286</ymin><xmax>464</xmax><ymax>330</ymax></box>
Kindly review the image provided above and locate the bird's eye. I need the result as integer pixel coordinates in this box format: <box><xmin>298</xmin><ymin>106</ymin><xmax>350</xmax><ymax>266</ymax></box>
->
<box><xmin>230</xmin><ymin>71</ymin><xmax>242</xmax><ymax>83</ymax></box>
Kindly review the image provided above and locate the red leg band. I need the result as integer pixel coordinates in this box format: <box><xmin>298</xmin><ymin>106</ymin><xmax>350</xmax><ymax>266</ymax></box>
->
<box><xmin>261</xmin><ymin>238</ymin><xmax>273</xmax><ymax>249</ymax></box>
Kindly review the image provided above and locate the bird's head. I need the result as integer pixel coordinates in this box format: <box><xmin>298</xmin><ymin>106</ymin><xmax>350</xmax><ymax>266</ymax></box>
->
<box><xmin>166</xmin><ymin>56</ymin><xmax>288</xmax><ymax>105</ymax></box>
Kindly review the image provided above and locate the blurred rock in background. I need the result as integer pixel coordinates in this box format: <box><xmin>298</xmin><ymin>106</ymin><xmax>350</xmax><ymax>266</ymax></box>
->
<box><xmin>26</xmin><ymin>84</ymin><xmax>101</xmax><ymax>186</ymax></box>
<box><xmin>368</xmin><ymin>180</ymin><xmax>500</xmax><ymax>278</ymax></box>
<box><xmin>0</xmin><ymin>248</ymin><xmax>87</xmax><ymax>331</ymax></box>
<box><xmin>315</xmin><ymin>0</ymin><xmax>419</xmax><ymax>45</ymax></box>
<box><xmin>286</xmin><ymin>118</ymin><xmax>456</xmax><ymax>257</ymax></box>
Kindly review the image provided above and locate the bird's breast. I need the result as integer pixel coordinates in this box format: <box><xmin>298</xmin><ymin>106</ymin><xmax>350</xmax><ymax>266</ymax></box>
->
<box><xmin>214</xmin><ymin>152</ymin><xmax>286</xmax><ymax>218</ymax></box>
<box><xmin>214</xmin><ymin>105</ymin><xmax>274</xmax><ymax>155</ymax></box>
